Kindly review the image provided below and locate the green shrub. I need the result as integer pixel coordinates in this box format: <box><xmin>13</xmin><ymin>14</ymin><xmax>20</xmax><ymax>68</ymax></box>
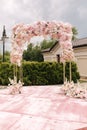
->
<box><xmin>0</xmin><ymin>61</ymin><xmax>80</xmax><ymax>85</ymax></box>
<box><xmin>0</xmin><ymin>62</ymin><xmax>14</xmax><ymax>85</ymax></box>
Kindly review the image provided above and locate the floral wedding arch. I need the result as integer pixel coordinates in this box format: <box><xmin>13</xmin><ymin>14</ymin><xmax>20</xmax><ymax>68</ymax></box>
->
<box><xmin>10</xmin><ymin>21</ymin><xmax>74</xmax><ymax>66</ymax></box>
<box><xmin>9</xmin><ymin>21</ymin><xmax>76</xmax><ymax>95</ymax></box>
<box><xmin>9</xmin><ymin>21</ymin><xmax>87</xmax><ymax>98</ymax></box>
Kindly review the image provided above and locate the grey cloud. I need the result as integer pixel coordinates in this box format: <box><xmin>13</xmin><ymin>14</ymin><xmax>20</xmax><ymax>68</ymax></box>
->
<box><xmin>0</xmin><ymin>0</ymin><xmax>87</xmax><ymax>52</ymax></box>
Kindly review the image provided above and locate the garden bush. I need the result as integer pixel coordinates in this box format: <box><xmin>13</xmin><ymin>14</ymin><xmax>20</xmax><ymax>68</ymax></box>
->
<box><xmin>0</xmin><ymin>61</ymin><xmax>80</xmax><ymax>85</ymax></box>
<box><xmin>0</xmin><ymin>62</ymin><xmax>14</xmax><ymax>85</ymax></box>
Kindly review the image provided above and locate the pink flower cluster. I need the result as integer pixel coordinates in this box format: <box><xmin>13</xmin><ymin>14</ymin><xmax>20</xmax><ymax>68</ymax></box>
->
<box><xmin>8</xmin><ymin>76</ymin><xmax>22</xmax><ymax>94</ymax></box>
<box><xmin>11</xmin><ymin>21</ymin><xmax>74</xmax><ymax>65</ymax></box>
<box><xmin>61</xmin><ymin>81</ymin><xmax>87</xmax><ymax>99</ymax></box>
<box><xmin>60</xmin><ymin>49</ymin><xmax>75</xmax><ymax>62</ymax></box>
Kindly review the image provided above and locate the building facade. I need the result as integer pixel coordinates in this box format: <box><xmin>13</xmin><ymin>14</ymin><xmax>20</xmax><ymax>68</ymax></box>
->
<box><xmin>42</xmin><ymin>38</ymin><xmax>87</xmax><ymax>78</ymax></box>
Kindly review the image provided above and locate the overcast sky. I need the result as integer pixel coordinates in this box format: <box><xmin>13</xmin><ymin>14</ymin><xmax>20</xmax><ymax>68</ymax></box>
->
<box><xmin>0</xmin><ymin>0</ymin><xmax>87</xmax><ymax>52</ymax></box>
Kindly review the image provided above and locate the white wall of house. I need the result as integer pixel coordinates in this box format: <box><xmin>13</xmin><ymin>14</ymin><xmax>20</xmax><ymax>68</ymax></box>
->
<box><xmin>74</xmin><ymin>47</ymin><xmax>87</xmax><ymax>78</ymax></box>
<box><xmin>43</xmin><ymin>45</ymin><xmax>62</xmax><ymax>62</ymax></box>
<box><xmin>43</xmin><ymin>45</ymin><xmax>87</xmax><ymax>78</ymax></box>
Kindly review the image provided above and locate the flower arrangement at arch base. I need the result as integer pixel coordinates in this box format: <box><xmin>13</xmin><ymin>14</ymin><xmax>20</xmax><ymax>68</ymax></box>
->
<box><xmin>8</xmin><ymin>76</ymin><xmax>23</xmax><ymax>95</ymax></box>
<box><xmin>61</xmin><ymin>79</ymin><xmax>87</xmax><ymax>99</ymax></box>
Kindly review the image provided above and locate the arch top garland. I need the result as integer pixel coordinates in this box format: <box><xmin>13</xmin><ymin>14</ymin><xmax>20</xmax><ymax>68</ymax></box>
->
<box><xmin>10</xmin><ymin>21</ymin><xmax>75</xmax><ymax>66</ymax></box>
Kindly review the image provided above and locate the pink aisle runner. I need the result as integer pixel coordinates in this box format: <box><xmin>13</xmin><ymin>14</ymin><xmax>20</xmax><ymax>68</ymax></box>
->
<box><xmin>0</xmin><ymin>85</ymin><xmax>87</xmax><ymax>130</ymax></box>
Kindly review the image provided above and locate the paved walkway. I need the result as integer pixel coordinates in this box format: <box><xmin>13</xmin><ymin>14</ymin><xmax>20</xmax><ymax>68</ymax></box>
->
<box><xmin>0</xmin><ymin>85</ymin><xmax>87</xmax><ymax>130</ymax></box>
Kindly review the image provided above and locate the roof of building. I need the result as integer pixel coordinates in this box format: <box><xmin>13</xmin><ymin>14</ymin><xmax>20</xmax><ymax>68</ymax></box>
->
<box><xmin>73</xmin><ymin>37</ymin><xmax>87</xmax><ymax>48</ymax></box>
<box><xmin>41</xmin><ymin>41</ymin><xmax>58</xmax><ymax>53</ymax></box>
<box><xmin>42</xmin><ymin>37</ymin><xmax>87</xmax><ymax>53</ymax></box>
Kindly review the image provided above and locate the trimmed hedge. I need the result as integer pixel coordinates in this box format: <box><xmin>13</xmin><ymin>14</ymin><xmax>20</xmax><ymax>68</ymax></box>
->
<box><xmin>0</xmin><ymin>62</ymin><xmax>14</xmax><ymax>85</ymax></box>
<box><xmin>0</xmin><ymin>62</ymin><xmax>80</xmax><ymax>85</ymax></box>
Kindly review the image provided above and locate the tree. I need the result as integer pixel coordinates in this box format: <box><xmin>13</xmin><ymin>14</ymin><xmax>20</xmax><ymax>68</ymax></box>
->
<box><xmin>23</xmin><ymin>43</ymin><xmax>44</xmax><ymax>62</ymax></box>
<box><xmin>0</xmin><ymin>54</ymin><xmax>2</xmax><ymax>62</ymax></box>
<box><xmin>72</xmin><ymin>27</ymin><xmax>78</xmax><ymax>40</ymax></box>
<box><xmin>23</xmin><ymin>43</ymin><xmax>33</xmax><ymax>61</ymax></box>
<box><xmin>40</xmin><ymin>39</ymin><xmax>57</xmax><ymax>50</ymax></box>
<box><xmin>0</xmin><ymin>51</ymin><xmax>10</xmax><ymax>62</ymax></box>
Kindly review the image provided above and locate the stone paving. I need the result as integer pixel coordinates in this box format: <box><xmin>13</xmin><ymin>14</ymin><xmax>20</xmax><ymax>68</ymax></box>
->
<box><xmin>0</xmin><ymin>85</ymin><xmax>87</xmax><ymax>130</ymax></box>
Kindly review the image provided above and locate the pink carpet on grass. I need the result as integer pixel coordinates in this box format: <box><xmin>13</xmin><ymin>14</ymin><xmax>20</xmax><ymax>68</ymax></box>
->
<box><xmin>0</xmin><ymin>85</ymin><xmax>87</xmax><ymax>130</ymax></box>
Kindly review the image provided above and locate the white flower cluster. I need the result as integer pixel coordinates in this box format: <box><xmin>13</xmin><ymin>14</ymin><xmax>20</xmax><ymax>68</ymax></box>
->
<box><xmin>61</xmin><ymin>80</ymin><xmax>87</xmax><ymax>99</ymax></box>
<box><xmin>8</xmin><ymin>76</ymin><xmax>23</xmax><ymax>94</ymax></box>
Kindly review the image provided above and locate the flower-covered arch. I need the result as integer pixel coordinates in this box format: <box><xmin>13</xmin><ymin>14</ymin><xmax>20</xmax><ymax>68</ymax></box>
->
<box><xmin>10</xmin><ymin>21</ymin><xmax>75</xmax><ymax>66</ymax></box>
<box><xmin>8</xmin><ymin>21</ymin><xmax>87</xmax><ymax>98</ymax></box>
<box><xmin>9</xmin><ymin>21</ymin><xmax>76</xmax><ymax>95</ymax></box>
